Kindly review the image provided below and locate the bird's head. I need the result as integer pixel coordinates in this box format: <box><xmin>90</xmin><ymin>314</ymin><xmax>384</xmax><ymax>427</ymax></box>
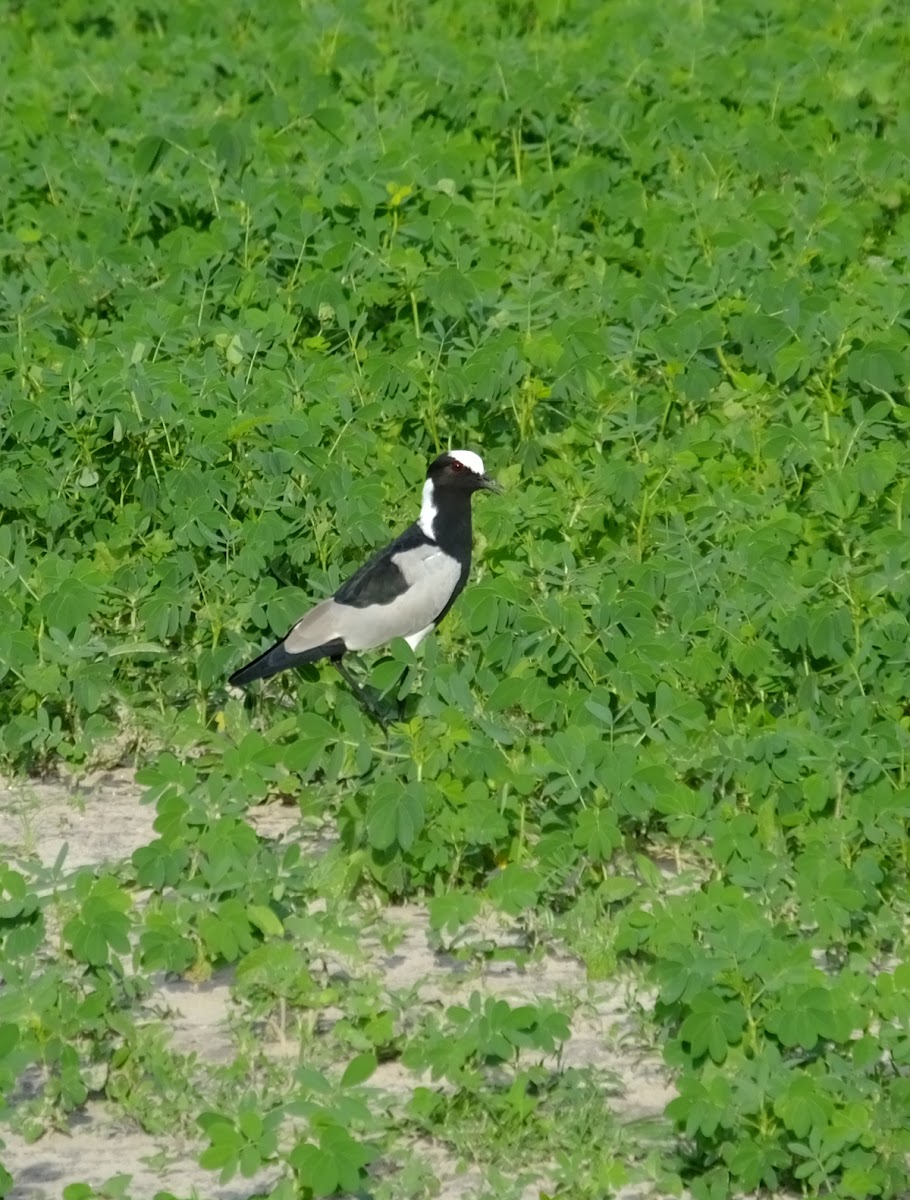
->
<box><xmin>427</xmin><ymin>449</ymin><xmax>503</xmax><ymax>494</ymax></box>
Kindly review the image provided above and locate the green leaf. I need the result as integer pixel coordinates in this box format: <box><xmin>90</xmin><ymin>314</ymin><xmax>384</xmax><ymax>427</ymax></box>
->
<box><xmin>341</xmin><ymin>1051</ymin><xmax>377</xmax><ymax>1087</ymax></box>
<box><xmin>133</xmin><ymin>134</ymin><xmax>170</xmax><ymax>173</ymax></box>
<box><xmin>366</xmin><ymin>783</ymin><xmax>425</xmax><ymax>851</ymax></box>
<box><xmin>246</xmin><ymin>904</ymin><xmax>284</xmax><ymax>938</ymax></box>
<box><xmin>677</xmin><ymin>992</ymin><xmax>746</xmax><ymax>1064</ymax></box>
<box><xmin>573</xmin><ymin>806</ymin><xmax>621</xmax><ymax>862</ymax></box>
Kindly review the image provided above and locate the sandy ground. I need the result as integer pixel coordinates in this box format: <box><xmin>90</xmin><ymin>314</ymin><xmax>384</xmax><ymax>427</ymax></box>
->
<box><xmin>0</xmin><ymin>770</ymin><xmax>676</xmax><ymax>1200</ymax></box>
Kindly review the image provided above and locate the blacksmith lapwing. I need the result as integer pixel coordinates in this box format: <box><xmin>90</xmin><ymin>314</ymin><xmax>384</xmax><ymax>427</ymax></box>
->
<box><xmin>228</xmin><ymin>450</ymin><xmax>501</xmax><ymax>708</ymax></box>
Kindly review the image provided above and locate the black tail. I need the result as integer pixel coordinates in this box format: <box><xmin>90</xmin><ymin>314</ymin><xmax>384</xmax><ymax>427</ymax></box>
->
<box><xmin>228</xmin><ymin>636</ymin><xmax>346</xmax><ymax>687</ymax></box>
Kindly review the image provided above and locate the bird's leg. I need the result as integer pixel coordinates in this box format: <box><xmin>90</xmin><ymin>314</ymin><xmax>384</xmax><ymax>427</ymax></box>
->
<box><xmin>331</xmin><ymin>657</ymin><xmax>388</xmax><ymax>729</ymax></box>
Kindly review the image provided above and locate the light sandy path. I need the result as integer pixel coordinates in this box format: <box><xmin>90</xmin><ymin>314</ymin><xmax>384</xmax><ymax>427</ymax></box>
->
<box><xmin>0</xmin><ymin>770</ymin><xmax>676</xmax><ymax>1199</ymax></box>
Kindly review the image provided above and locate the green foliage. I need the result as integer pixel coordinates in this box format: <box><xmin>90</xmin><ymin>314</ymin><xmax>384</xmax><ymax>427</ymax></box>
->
<box><xmin>403</xmin><ymin>992</ymin><xmax>571</xmax><ymax>1086</ymax></box>
<box><xmin>63</xmin><ymin>873</ymin><xmax>132</xmax><ymax>967</ymax></box>
<box><xmin>197</xmin><ymin>1073</ymin><xmax>379</xmax><ymax>1198</ymax></box>
<box><xmin>0</xmin><ymin>863</ymin><xmax>140</xmax><ymax>1136</ymax></box>
<box><xmin>621</xmin><ymin>878</ymin><xmax>910</xmax><ymax>1197</ymax></box>
<box><xmin>132</xmin><ymin>755</ymin><xmax>320</xmax><ymax>973</ymax></box>
<box><xmin>3</xmin><ymin>0</ymin><xmax>910</xmax><ymax>1195</ymax></box>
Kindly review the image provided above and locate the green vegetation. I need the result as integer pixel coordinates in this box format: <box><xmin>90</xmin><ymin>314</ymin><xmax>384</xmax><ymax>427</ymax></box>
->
<box><xmin>3</xmin><ymin>0</ymin><xmax>910</xmax><ymax>1195</ymax></box>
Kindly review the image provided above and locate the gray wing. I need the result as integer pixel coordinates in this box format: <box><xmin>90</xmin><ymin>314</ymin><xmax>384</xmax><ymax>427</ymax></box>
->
<box><xmin>285</xmin><ymin>543</ymin><xmax>460</xmax><ymax>654</ymax></box>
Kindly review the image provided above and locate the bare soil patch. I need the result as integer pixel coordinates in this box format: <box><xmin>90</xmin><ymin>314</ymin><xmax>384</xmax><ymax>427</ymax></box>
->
<box><xmin>0</xmin><ymin>771</ymin><xmax>675</xmax><ymax>1199</ymax></box>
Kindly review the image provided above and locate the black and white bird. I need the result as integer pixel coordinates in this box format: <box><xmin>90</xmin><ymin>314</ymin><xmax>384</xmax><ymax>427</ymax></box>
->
<box><xmin>228</xmin><ymin>450</ymin><xmax>501</xmax><ymax>706</ymax></box>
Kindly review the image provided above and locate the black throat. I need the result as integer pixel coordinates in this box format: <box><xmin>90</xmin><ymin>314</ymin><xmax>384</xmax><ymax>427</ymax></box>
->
<box><xmin>424</xmin><ymin>481</ymin><xmax>474</xmax><ymax>566</ymax></box>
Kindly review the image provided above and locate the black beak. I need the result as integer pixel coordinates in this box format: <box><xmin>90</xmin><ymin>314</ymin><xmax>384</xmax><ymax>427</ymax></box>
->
<box><xmin>479</xmin><ymin>474</ymin><xmax>503</xmax><ymax>494</ymax></box>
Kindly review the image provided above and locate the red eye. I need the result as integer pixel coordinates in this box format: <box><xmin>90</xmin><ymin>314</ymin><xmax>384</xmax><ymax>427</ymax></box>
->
<box><xmin>451</xmin><ymin>461</ymin><xmax>465</xmax><ymax>472</ymax></box>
